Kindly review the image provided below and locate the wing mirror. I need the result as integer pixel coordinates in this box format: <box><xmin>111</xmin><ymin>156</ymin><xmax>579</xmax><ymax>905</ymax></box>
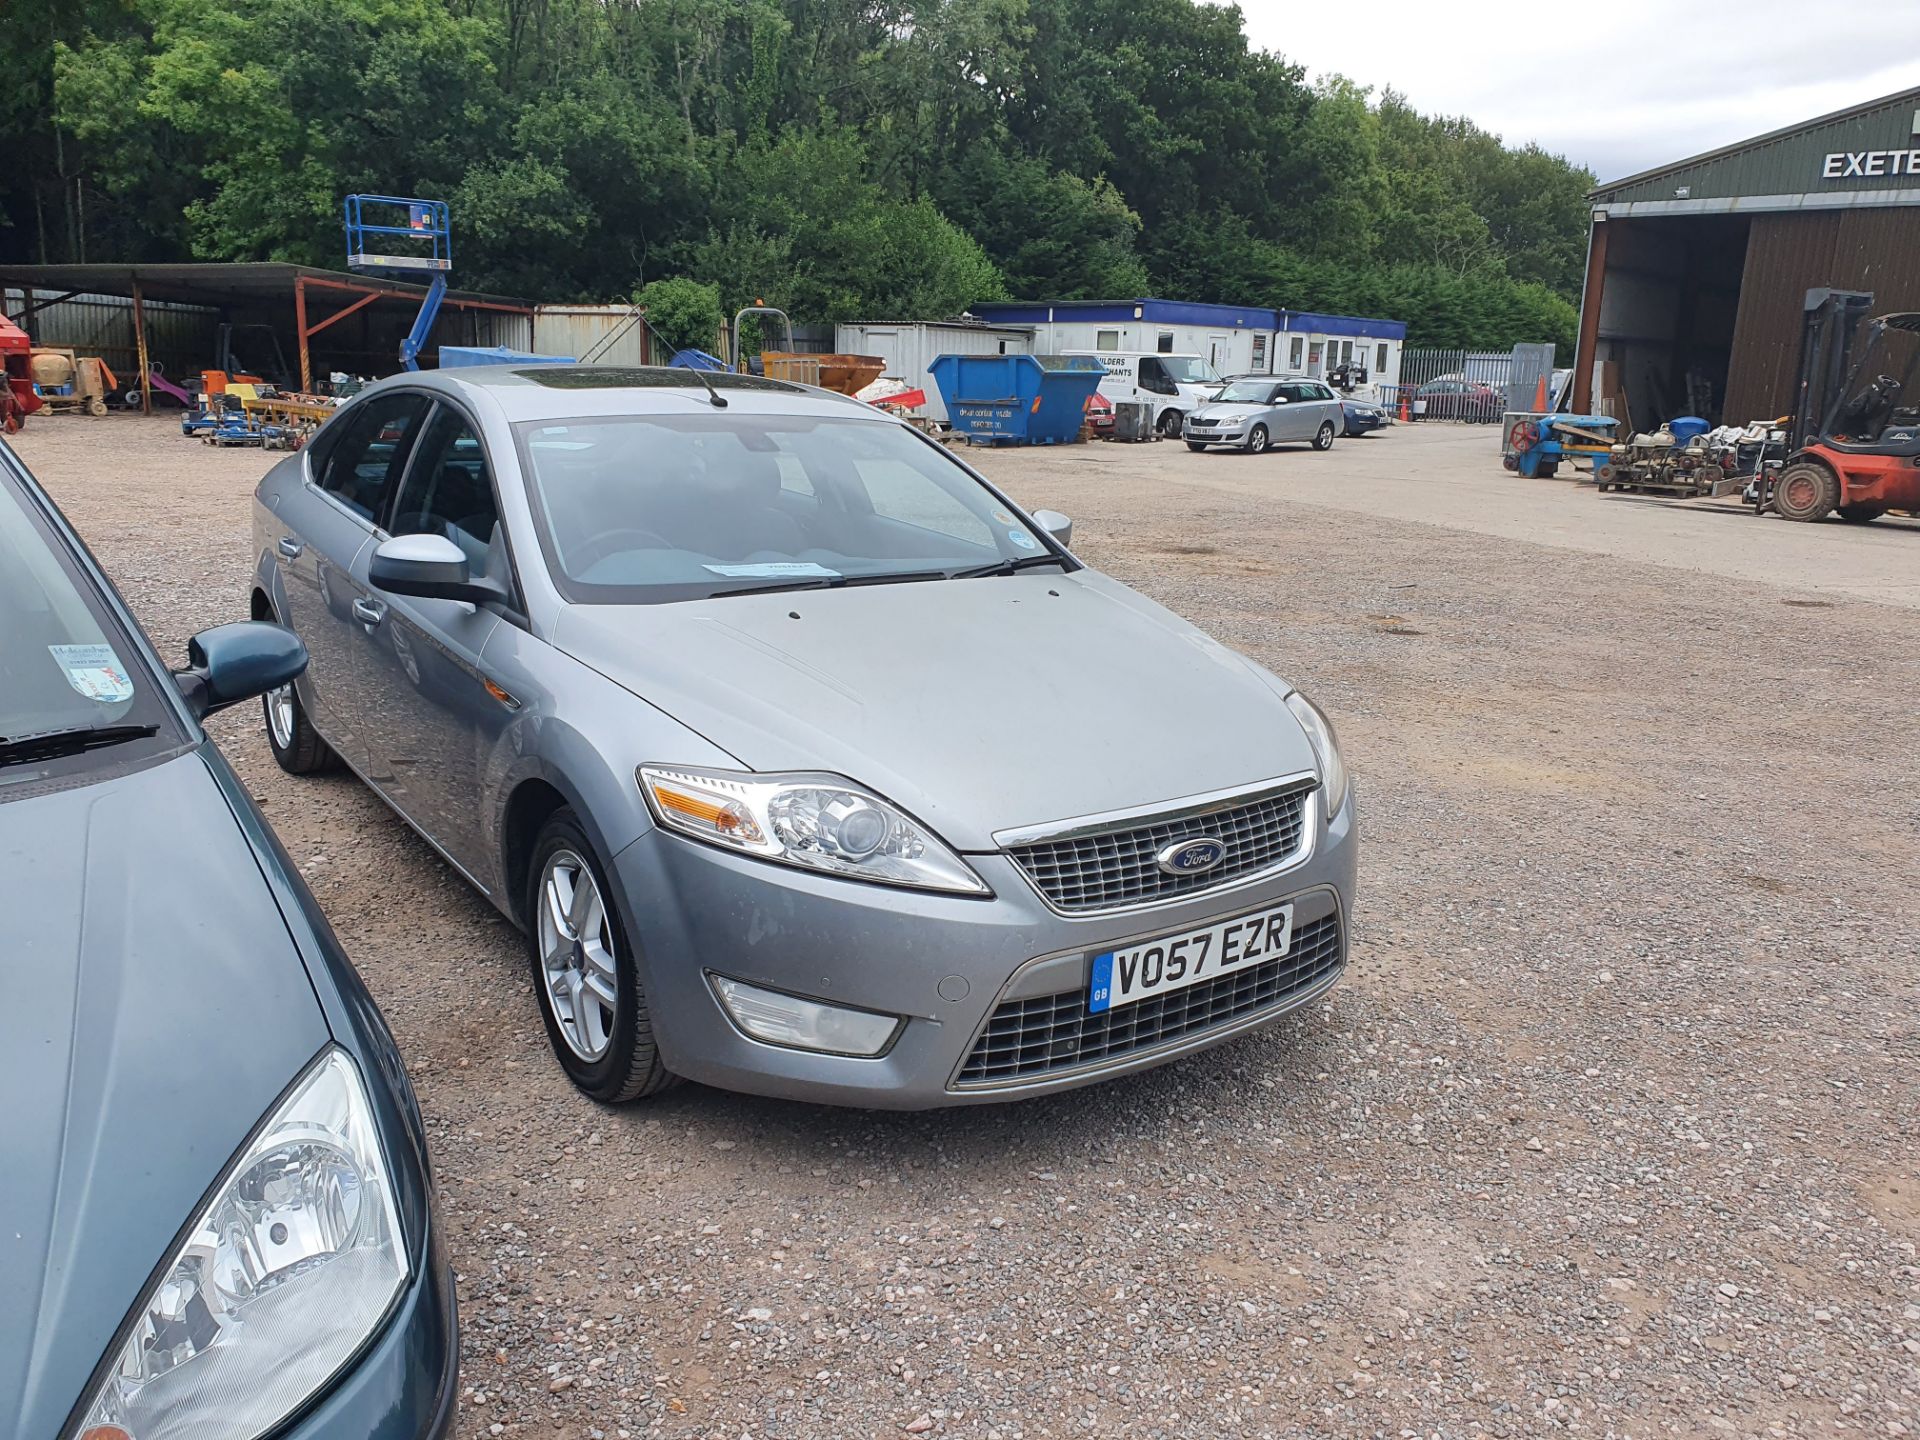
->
<box><xmin>369</xmin><ymin>533</ymin><xmax>505</xmax><ymax>605</ymax></box>
<box><xmin>174</xmin><ymin>621</ymin><xmax>307</xmax><ymax>718</ymax></box>
<box><xmin>1031</xmin><ymin>509</ymin><xmax>1073</xmax><ymax>548</ymax></box>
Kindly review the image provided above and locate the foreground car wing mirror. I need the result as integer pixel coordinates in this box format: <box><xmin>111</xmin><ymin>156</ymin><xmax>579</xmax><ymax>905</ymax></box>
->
<box><xmin>369</xmin><ymin>533</ymin><xmax>506</xmax><ymax>605</ymax></box>
<box><xmin>175</xmin><ymin>621</ymin><xmax>308</xmax><ymax>718</ymax></box>
<box><xmin>1031</xmin><ymin>509</ymin><xmax>1073</xmax><ymax>548</ymax></box>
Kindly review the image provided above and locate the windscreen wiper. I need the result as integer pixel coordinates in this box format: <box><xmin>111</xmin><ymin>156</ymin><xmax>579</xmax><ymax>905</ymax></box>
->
<box><xmin>707</xmin><ymin>570</ymin><xmax>951</xmax><ymax>598</ymax></box>
<box><xmin>950</xmin><ymin>554</ymin><xmax>1070</xmax><ymax>579</ymax></box>
<box><xmin>0</xmin><ymin>722</ymin><xmax>159</xmax><ymax>768</ymax></box>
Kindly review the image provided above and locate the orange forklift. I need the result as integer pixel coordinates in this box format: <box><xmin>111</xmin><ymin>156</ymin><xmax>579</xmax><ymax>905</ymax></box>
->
<box><xmin>1761</xmin><ymin>288</ymin><xmax>1920</xmax><ymax>523</ymax></box>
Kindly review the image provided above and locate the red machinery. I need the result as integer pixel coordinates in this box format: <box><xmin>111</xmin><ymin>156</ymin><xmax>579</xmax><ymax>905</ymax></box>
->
<box><xmin>1</xmin><ymin>312</ymin><xmax>44</xmax><ymax>433</ymax></box>
<box><xmin>1762</xmin><ymin>288</ymin><xmax>1920</xmax><ymax>523</ymax></box>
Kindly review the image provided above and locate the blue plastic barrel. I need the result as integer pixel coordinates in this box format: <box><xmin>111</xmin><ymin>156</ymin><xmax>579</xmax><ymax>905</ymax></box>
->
<box><xmin>1669</xmin><ymin>415</ymin><xmax>1709</xmax><ymax>443</ymax></box>
<box><xmin>927</xmin><ymin>354</ymin><xmax>1107</xmax><ymax>445</ymax></box>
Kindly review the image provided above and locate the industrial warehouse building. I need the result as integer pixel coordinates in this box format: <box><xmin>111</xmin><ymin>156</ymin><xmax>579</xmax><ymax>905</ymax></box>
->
<box><xmin>1574</xmin><ymin>86</ymin><xmax>1920</xmax><ymax>429</ymax></box>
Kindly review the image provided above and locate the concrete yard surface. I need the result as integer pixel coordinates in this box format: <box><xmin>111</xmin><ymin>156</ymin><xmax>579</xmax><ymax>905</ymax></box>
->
<box><xmin>11</xmin><ymin>414</ymin><xmax>1919</xmax><ymax>1440</ymax></box>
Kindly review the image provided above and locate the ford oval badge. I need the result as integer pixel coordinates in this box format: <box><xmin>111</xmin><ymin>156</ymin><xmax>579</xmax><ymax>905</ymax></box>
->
<box><xmin>1156</xmin><ymin>836</ymin><xmax>1227</xmax><ymax>876</ymax></box>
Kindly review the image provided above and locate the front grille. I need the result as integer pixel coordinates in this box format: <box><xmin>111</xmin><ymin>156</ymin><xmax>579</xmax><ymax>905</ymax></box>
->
<box><xmin>1006</xmin><ymin>781</ymin><xmax>1313</xmax><ymax>913</ymax></box>
<box><xmin>954</xmin><ymin>912</ymin><xmax>1342</xmax><ymax>1086</ymax></box>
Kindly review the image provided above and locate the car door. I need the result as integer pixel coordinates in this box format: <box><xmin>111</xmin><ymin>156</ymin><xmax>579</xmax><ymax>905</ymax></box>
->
<box><xmin>1273</xmin><ymin>383</ymin><xmax>1312</xmax><ymax>441</ymax></box>
<box><xmin>357</xmin><ymin>400</ymin><xmax>516</xmax><ymax>887</ymax></box>
<box><xmin>1306</xmin><ymin>381</ymin><xmax>1342</xmax><ymax>438</ymax></box>
<box><xmin>277</xmin><ymin>390</ymin><xmax>431</xmax><ymax>769</ymax></box>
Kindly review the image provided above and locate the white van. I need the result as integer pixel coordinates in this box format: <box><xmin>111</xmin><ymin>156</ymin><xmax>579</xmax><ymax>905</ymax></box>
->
<box><xmin>1067</xmin><ymin>351</ymin><xmax>1224</xmax><ymax>437</ymax></box>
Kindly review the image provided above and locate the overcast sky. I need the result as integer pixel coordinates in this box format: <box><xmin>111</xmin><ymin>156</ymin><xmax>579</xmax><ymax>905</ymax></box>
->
<box><xmin>1227</xmin><ymin>0</ymin><xmax>1920</xmax><ymax>182</ymax></box>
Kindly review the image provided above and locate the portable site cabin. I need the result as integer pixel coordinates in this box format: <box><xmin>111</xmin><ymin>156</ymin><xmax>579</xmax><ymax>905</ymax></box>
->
<box><xmin>968</xmin><ymin>299</ymin><xmax>1407</xmax><ymax>392</ymax></box>
<box><xmin>834</xmin><ymin>320</ymin><xmax>1033</xmax><ymax>422</ymax></box>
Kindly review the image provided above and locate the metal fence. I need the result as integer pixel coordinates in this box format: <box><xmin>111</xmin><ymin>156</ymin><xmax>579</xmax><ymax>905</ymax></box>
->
<box><xmin>1376</xmin><ymin>347</ymin><xmax>1524</xmax><ymax>424</ymax></box>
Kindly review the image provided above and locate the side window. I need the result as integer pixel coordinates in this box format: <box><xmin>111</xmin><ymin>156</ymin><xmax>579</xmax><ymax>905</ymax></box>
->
<box><xmin>1312</xmin><ymin>383</ymin><xmax>1336</xmax><ymax>402</ymax></box>
<box><xmin>1289</xmin><ymin>336</ymin><xmax>1304</xmax><ymax>369</ymax></box>
<box><xmin>853</xmin><ymin>458</ymin><xmax>995</xmax><ymax>548</ymax></box>
<box><xmin>1155</xmin><ymin>333</ymin><xmax>1174</xmax><ymax>354</ymax></box>
<box><xmin>1376</xmin><ymin>342</ymin><xmax>1389</xmax><ymax>372</ymax></box>
<box><xmin>1094</xmin><ymin>329</ymin><xmax>1121</xmax><ymax>350</ymax></box>
<box><xmin>319</xmin><ymin>393</ymin><xmax>431</xmax><ymax>524</ymax></box>
<box><xmin>387</xmin><ymin>406</ymin><xmax>504</xmax><ymax>581</ymax></box>
<box><xmin>1138</xmin><ymin>358</ymin><xmax>1173</xmax><ymax>394</ymax></box>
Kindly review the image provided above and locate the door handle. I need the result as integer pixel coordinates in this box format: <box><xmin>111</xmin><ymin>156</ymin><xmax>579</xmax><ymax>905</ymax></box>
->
<box><xmin>352</xmin><ymin>597</ymin><xmax>387</xmax><ymax>628</ymax></box>
<box><xmin>276</xmin><ymin>536</ymin><xmax>304</xmax><ymax>559</ymax></box>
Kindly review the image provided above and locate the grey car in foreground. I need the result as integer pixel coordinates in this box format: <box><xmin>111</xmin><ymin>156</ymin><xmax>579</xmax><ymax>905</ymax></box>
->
<box><xmin>252</xmin><ymin>366</ymin><xmax>1356</xmax><ymax>1109</ymax></box>
<box><xmin>1184</xmin><ymin>375</ymin><xmax>1344</xmax><ymax>453</ymax></box>
<box><xmin>0</xmin><ymin>441</ymin><xmax>455</xmax><ymax>1439</ymax></box>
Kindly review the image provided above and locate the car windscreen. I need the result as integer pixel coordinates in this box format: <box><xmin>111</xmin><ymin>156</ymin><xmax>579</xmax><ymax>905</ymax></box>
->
<box><xmin>514</xmin><ymin>412</ymin><xmax>1064</xmax><ymax>603</ymax></box>
<box><xmin>1214</xmin><ymin>381</ymin><xmax>1278</xmax><ymax>404</ymax></box>
<box><xmin>0</xmin><ymin>456</ymin><xmax>180</xmax><ymax>787</ymax></box>
<box><xmin>1160</xmin><ymin>357</ymin><xmax>1222</xmax><ymax>386</ymax></box>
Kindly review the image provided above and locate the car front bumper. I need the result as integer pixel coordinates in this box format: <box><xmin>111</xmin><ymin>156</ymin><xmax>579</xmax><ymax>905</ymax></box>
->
<box><xmin>609</xmin><ymin>791</ymin><xmax>1357</xmax><ymax>1108</ymax></box>
<box><xmin>281</xmin><ymin>1219</ymin><xmax>458</xmax><ymax>1440</ymax></box>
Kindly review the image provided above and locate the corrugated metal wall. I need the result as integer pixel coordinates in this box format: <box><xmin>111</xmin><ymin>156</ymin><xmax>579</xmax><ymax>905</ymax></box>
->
<box><xmin>3</xmin><ymin>288</ymin><xmax>218</xmax><ymax>383</ymax></box>
<box><xmin>532</xmin><ymin>306</ymin><xmax>664</xmax><ymax>366</ymax></box>
<box><xmin>835</xmin><ymin>323</ymin><xmax>1031</xmax><ymax>421</ymax></box>
<box><xmin>1724</xmin><ymin>209</ymin><xmax>1920</xmax><ymax>419</ymax></box>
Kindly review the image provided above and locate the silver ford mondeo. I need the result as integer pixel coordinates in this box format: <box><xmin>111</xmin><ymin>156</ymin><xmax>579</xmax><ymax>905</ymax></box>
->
<box><xmin>251</xmin><ymin>366</ymin><xmax>1356</xmax><ymax>1108</ymax></box>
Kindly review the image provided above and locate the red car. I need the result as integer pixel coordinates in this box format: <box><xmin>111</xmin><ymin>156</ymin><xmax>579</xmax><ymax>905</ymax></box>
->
<box><xmin>1412</xmin><ymin>377</ymin><xmax>1504</xmax><ymax>423</ymax></box>
<box><xmin>1084</xmin><ymin>390</ymin><xmax>1114</xmax><ymax>436</ymax></box>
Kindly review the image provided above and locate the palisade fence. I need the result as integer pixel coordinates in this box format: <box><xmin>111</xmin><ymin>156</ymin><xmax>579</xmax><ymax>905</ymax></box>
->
<box><xmin>1376</xmin><ymin>347</ymin><xmax>1516</xmax><ymax>424</ymax></box>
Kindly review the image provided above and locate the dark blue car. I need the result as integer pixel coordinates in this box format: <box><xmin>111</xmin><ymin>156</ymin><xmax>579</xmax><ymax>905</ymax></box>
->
<box><xmin>0</xmin><ymin>439</ymin><xmax>456</xmax><ymax>1440</ymax></box>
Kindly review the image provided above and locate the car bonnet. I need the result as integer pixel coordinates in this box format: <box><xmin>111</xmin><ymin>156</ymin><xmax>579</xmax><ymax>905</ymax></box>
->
<box><xmin>0</xmin><ymin>748</ymin><xmax>330</xmax><ymax>1440</ymax></box>
<box><xmin>552</xmin><ymin>569</ymin><xmax>1318</xmax><ymax>851</ymax></box>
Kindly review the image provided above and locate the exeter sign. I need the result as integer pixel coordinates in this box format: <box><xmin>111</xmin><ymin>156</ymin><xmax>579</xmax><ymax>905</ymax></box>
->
<box><xmin>1821</xmin><ymin>110</ymin><xmax>1920</xmax><ymax>179</ymax></box>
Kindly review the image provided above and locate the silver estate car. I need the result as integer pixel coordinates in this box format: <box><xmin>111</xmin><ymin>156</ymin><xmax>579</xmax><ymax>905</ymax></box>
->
<box><xmin>251</xmin><ymin>367</ymin><xmax>1356</xmax><ymax>1108</ymax></box>
<box><xmin>1183</xmin><ymin>375</ymin><xmax>1343</xmax><ymax>454</ymax></box>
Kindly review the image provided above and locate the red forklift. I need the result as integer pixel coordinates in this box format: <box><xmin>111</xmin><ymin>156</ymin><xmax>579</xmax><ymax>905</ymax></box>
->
<box><xmin>1</xmin><ymin>311</ymin><xmax>44</xmax><ymax>434</ymax></box>
<box><xmin>1760</xmin><ymin>288</ymin><xmax>1920</xmax><ymax>523</ymax></box>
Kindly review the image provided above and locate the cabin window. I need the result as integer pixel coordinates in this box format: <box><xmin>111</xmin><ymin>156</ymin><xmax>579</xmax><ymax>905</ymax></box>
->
<box><xmin>1095</xmin><ymin>328</ymin><xmax>1121</xmax><ymax>350</ymax></box>
<box><xmin>1289</xmin><ymin>336</ymin><xmax>1304</xmax><ymax>369</ymax></box>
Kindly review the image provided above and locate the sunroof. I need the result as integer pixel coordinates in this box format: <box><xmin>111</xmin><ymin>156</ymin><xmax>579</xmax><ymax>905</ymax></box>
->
<box><xmin>514</xmin><ymin>366</ymin><xmax>806</xmax><ymax>392</ymax></box>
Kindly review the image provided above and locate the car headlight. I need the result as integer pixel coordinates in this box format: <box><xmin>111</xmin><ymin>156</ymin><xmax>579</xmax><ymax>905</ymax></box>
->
<box><xmin>1284</xmin><ymin>691</ymin><xmax>1348</xmax><ymax>820</ymax></box>
<box><xmin>639</xmin><ymin>764</ymin><xmax>990</xmax><ymax>895</ymax></box>
<box><xmin>74</xmin><ymin>1049</ymin><xmax>407</xmax><ymax>1440</ymax></box>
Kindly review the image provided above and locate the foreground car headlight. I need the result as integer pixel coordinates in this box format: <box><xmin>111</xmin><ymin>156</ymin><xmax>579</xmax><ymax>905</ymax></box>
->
<box><xmin>1285</xmin><ymin>691</ymin><xmax>1348</xmax><ymax>820</ymax></box>
<box><xmin>75</xmin><ymin>1049</ymin><xmax>406</xmax><ymax>1440</ymax></box>
<box><xmin>639</xmin><ymin>765</ymin><xmax>989</xmax><ymax>895</ymax></box>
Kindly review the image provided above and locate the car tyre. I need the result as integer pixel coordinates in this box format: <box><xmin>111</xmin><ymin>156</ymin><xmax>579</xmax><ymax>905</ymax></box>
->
<box><xmin>263</xmin><ymin>654</ymin><xmax>338</xmax><ymax>776</ymax></box>
<box><xmin>1772</xmin><ymin>462</ymin><xmax>1838</xmax><ymax>522</ymax></box>
<box><xmin>527</xmin><ymin>809</ymin><xmax>678</xmax><ymax>1104</ymax></box>
<box><xmin>1246</xmin><ymin>424</ymin><xmax>1269</xmax><ymax>455</ymax></box>
<box><xmin>1157</xmin><ymin>408</ymin><xmax>1184</xmax><ymax>438</ymax></box>
<box><xmin>1313</xmin><ymin>420</ymin><xmax>1336</xmax><ymax>451</ymax></box>
<box><xmin>1185</xmin><ymin>440</ymin><xmax>1207</xmax><ymax>452</ymax></box>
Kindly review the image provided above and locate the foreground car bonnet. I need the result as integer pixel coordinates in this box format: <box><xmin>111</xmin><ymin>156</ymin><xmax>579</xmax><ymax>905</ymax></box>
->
<box><xmin>555</xmin><ymin>571</ymin><xmax>1317</xmax><ymax>849</ymax></box>
<box><xmin>0</xmin><ymin>750</ymin><xmax>329</xmax><ymax>1440</ymax></box>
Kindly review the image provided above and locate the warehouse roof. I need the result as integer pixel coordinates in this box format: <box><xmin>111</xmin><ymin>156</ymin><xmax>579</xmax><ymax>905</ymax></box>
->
<box><xmin>1590</xmin><ymin>85</ymin><xmax>1920</xmax><ymax>208</ymax></box>
<box><xmin>0</xmin><ymin>261</ymin><xmax>530</xmax><ymax>312</ymax></box>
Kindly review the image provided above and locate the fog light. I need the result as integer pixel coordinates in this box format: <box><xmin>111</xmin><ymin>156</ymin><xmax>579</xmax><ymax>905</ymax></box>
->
<box><xmin>710</xmin><ymin>975</ymin><xmax>901</xmax><ymax>1056</ymax></box>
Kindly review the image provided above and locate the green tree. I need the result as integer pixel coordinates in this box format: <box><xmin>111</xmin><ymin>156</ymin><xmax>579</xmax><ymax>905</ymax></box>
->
<box><xmin>636</xmin><ymin>276</ymin><xmax>724</xmax><ymax>354</ymax></box>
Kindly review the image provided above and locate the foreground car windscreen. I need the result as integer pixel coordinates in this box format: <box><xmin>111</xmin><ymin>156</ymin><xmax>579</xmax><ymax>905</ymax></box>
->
<box><xmin>0</xmin><ymin>459</ymin><xmax>178</xmax><ymax>785</ymax></box>
<box><xmin>516</xmin><ymin>413</ymin><xmax>1061</xmax><ymax>601</ymax></box>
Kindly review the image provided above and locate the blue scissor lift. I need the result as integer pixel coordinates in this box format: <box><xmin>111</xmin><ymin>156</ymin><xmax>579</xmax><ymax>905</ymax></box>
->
<box><xmin>344</xmin><ymin>195</ymin><xmax>452</xmax><ymax>371</ymax></box>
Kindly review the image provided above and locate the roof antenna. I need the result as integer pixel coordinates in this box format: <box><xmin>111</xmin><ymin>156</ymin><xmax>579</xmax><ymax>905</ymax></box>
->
<box><xmin>689</xmin><ymin>367</ymin><xmax>729</xmax><ymax>408</ymax></box>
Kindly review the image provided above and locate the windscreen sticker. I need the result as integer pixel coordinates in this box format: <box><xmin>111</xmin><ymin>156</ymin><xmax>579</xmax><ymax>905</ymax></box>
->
<box><xmin>49</xmin><ymin>644</ymin><xmax>135</xmax><ymax>703</ymax></box>
<box><xmin>1008</xmin><ymin>529</ymin><xmax>1039</xmax><ymax>549</ymax></box>
<box><xmin>702</xmin><ymin>562</ymin><xmax>842</xmax><ymax>579</ymax></box>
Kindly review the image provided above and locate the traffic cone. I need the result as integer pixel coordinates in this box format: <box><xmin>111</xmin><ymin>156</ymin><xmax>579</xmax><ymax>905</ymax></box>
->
<box><xmin>1533</xmin><ymin>373</ymin><xmax>1549</xmax><ymax>413</ymax></box>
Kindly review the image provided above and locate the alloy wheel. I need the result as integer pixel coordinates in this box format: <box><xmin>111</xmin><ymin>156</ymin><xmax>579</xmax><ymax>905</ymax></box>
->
<box><xmin>537</xmin><ymin>849</ymin><xmax>619</xmax><ymax>1061</ymax></box>
<box><xmin>267</xmin><ymin>682</ymin><xmax>296</xmax><ymax>749</ymax></box>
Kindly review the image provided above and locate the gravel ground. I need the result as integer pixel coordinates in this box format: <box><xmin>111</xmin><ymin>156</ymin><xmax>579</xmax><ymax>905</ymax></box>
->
<box><xmin>13</xmin><ymin>415</ymin><xmax>1919</xmax><ymax>1440</ymax></box>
